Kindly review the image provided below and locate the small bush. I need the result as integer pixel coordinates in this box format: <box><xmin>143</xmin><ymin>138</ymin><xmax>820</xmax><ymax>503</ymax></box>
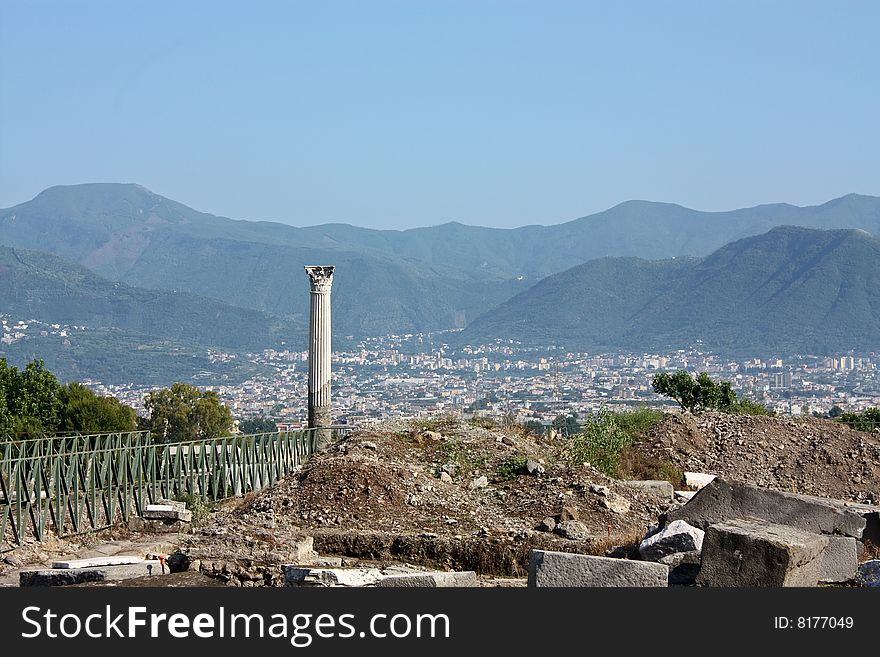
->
<box><xmin>565</xmin><ymin>406</ymin><xmax>668</xmax><ymax>479</ymax></box>
<box><xmin>174</xmin><ymin>492</ymin><xmax>218</xmax><ymax>524</ymax></box>
<box><xmin>836</xmin><ymin>408</ymin><xmax>880</xmax><ymax>432</ymax></box>
<box><xmin>728</xmin><ymin>399</ymin><xmax>775</xmax><ymax>416</ymax></box>
<box><xmin>496</xmin><ymin>456</ymin><xmax>529</xmax><ymax>481</ymax></box>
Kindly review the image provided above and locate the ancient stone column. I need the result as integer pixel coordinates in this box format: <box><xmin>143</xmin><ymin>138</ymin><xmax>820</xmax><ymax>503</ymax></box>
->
<box><xmin>305</xmin><ymin>265</ymin><xmax>335</xmax><ymax>449</ymax></box>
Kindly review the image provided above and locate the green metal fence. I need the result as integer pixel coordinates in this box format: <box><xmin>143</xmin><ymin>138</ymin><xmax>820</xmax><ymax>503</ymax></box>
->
<box><xmin>0</xmin><ymin>429</ymin><xmax>317</xmax><ymax>551</ymax></box>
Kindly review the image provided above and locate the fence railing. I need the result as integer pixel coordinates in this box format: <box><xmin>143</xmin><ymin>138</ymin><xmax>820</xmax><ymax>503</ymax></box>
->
<box><xmin>1</xmin><ymin>429</ymin><xmax>317</xmax><ymax>552</ymax></box>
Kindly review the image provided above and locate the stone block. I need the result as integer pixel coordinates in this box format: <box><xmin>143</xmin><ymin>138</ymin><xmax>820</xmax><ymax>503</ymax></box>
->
<box><xmin>528</xmin><ymin>550</ymin><xmax>668</xmax><ymax>587</ymax></box>
<box><xmin>20</xmin><ymin>560</ymin><xmax>163</xmax><ymax>587</ymax></box>
<box><xmin>143</xmin><ymin>505</ymin><xmax>193</xmax><ymax>522</ymax></box>
<box><xmin>284</xmin><ymin>567</ymin><xmax>384</xmax><ymax>587</ymax></box>
<box><xmin>623</xmin><ymin>480</ymin><xmax>675</xmax><ymax>500</ymax></box>
<box><xmin>818</xmin><ymin>536</ymin><xmax>859</xmax><ymax>583</ymax></box>
<box><xmin>684</xmin><ymin>472</ymin><xmax>716</xmax><ymax>489</ymax></box>
<box><xmin>52</xmin><ymin>556</ymin><xmax>145</xmax><ymax>569</ymax></box>
<box><xmin>664</xmin><ymin>478</ymin><xmax>871</xmax><ymax>539</ymax></box>
<box><xmin>639</xmin><ymin>520</ymin><xmax>704</xmax><ymax>562</ymax></box>
<box><xmin>697</xmin><ymin>519</ymin><xmax>828</xmax><ymax>587</ymax></box>
<box><xmin>377</xmin><ymin>571</ymin><xmax>478</xmax><ymax>587</ymax></box>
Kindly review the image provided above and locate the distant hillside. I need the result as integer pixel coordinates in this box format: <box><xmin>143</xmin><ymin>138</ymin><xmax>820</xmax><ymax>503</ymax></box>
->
<box><xmin>1</xmin><ymin>184</ymin><xmax>878</xmax><ymax>336</ymax></box>
<box><xmin>0</xmin><ymin>245</ymin><xmax>303</xmax><ymax>352</ymax></box>
<box><xmin>460</xmin><ymin>227</ymin><xmax>880</xmax><ymax>356</ymax></box>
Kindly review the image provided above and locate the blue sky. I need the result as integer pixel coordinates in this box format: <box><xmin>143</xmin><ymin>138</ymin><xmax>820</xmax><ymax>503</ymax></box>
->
<box><xmin>1</xmin><ymin>1</ymin><xmax>878</xmax><ymax>229</ymax></box>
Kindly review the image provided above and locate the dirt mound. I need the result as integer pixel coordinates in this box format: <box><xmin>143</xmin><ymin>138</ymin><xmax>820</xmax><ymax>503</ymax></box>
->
<box><xmin>641</xmin><ymin>411</ymin><xmax>880</xmax><ymax>503</ymax></box>
<box><xmin>175</xmin><ymin>419</ymin><xmax>669</xmax><ymax>579</ymax></box>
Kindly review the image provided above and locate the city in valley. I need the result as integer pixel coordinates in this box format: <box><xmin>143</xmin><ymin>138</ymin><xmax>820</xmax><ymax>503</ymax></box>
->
<box><xmin>5</xmin><ymin>315</ymin><xmax>875</xmax><ymax>429</ymax></box>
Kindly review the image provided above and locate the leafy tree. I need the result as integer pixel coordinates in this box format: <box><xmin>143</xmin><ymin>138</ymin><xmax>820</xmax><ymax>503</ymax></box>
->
<box><xmin>524</xmin><ymin>419</ymin><xmax>546</xmax><ymax>436</ymax></box>
<box><xmin>144</xmin><ymin>382</ymin><xmax>233</xmax><ymax>442</ymax></box>
<box><xmin>238</xmin><ymin>415</ymin><xmax>278</xmax><ymax>434</ymax></box>
<box><xmin>0</xmin><ymin>358</ymin><xmax>64</xmax><ymax>435</ymax></box>
<box><xmin>552</xmin><ymin>411</ymin><xmax>580</xmax><ymax>436</ymax></box>
<box><xmin>59</xmin><ymin>383</ymin><xmax>137</xmax><ymax>434</ymax></box>
<box><xmin>652</xmin><ymin>370</ymin><xmax>765</xmax><ymax>415</ymax></box>
<box><xmin>828</xmin><ymin>405</ymin><xmax>844</xmax><ymax>418</ymax></box>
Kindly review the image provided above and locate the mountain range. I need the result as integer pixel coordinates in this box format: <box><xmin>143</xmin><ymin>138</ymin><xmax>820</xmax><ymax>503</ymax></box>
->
<box><xmin>2</xmin><ymin>184</ymin><xmax>879</xmax><ymax>335</ymax></box>
<box><xmin>461</xmin><ymin>226</ymin><xmax>880</xmax><ymax>356</ymax></box>
<box><xmin>1</xmin><ymin>184</ymin><xmax>879</xmax><ymax>382</ymax></box>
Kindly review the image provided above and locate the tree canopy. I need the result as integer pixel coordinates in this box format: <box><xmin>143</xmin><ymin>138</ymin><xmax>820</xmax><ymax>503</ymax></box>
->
<box><xmin>1</xmin><ymin>358</ymin><xmax>137</xmax><ymax>436</ymax></box>
<box><xmin>143</xmin><ymin>382</ymin><xmax>234</xmax><ymax>443</ymax></box>
<box><xmin>652</xmin><ymin>370</ymin><xmax>763</xmax><ymax>414</ymax></box>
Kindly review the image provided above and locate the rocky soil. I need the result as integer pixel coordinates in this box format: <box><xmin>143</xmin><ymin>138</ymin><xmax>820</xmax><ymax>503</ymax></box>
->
<box><xmin>640</xmin><ymin>411</ymin><xmax>880</xmax><ymax>503</ymax></box>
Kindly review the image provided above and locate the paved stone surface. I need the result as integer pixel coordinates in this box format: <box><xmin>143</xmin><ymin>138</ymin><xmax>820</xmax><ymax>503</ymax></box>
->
<box><xmin>665</xmin><ymin>478</ymin><xmax>871</xmax><ymax>539</ymax></box>
<box><xmin>377</xmin><ymin>571</ymin><xmax>478</xmax><ymax>587</ymax></box>
<box><xmin>697</xmin><ymin>519</ymin><xmax>828</xmax><ymax>587</ymax></box>
<box><xmin>528</xmin><ymin>550</ymin><xmax>668</xmax><ymax>587</ymax></box>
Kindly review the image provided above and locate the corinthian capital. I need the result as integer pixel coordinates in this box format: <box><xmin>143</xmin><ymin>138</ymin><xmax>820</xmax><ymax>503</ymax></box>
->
<box><xmin>305</xmin><ymin>265</ymin><xmax>335</xmax><ymax>292</ymax></box>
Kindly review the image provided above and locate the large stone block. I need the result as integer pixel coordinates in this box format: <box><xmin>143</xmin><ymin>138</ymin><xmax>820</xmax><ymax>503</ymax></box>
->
<box><xmin>528</xmin><ymin>550</ymin><xmax>668</xmax><ymax>587</ymax></box>
<box><xmin>818</xmin><ymin>536</ymin><xmax>859</xmax><ymax>583</ymax></box>
<box><xmin>20</xmin><ymin>560</ymin><xmax>163</xmax><ymax>587</ymax></box>
<box><xmin>697</xmin><ymin>519</ymin><xmax>828</xmax><ymax>587</ymax></box>
<box><xmin>664</xmin><ymin>478</ymin><xmax>872</xmax><ymax>539</ymax></box>
<box><xmin>377</xmin><ymin>571</ymin><xmax>478</xmax><ymax>587</ymax></box>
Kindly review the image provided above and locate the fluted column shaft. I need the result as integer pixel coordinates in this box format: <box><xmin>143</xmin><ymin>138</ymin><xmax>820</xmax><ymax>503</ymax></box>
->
<box><xmin>305</xmin><ymin>266</ymin><xmax>334</xmax><ymax>449</ymax></box>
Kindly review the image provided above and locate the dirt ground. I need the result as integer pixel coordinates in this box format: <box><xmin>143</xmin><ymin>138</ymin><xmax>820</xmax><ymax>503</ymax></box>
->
<box><xmin>5</xmin><ymin>412</ymin><xmax>878</xmax><ymax>586</ymax></box>
<box><xmin>640</xmin><ymin>411</ymin><xmax>880</xmax><ymax>503</ymax></box>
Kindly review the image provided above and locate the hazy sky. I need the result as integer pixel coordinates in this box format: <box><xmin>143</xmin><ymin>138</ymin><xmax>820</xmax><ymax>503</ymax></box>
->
<box><xmin>1</xmin><ymin>1</ymin><xmax>878</xmax><ymax>229</ymax></box>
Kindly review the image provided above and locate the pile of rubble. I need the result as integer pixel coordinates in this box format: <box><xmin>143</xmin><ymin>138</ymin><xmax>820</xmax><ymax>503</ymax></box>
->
<box><xmin>641</xmin><ymin>411</ymin><xmax>880</xmax><ymax>503</ymax></box>
<box><xmin>530</xmin><ymin>476</ymin><xmax>880</xmax><ymax>587</ymax></box>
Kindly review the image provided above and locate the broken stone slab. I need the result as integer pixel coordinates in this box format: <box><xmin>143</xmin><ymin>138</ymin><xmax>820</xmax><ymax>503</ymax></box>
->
<box><xmin>377</xmin><ymin>571</ymin><xmax>478</xmax><ymax>587</ymax></box>
<box><xmin>623</xmin><ymin>480</ymin><xmax>674</xmax><ymax>501</ymax></box>
<box><xmin>156</xmin><ymin>499</ymin><xmax>188</xmax><ymax>513</ymax></box>
<box><xmin>684</xmin><ymin>472</ymin><xmax>716</xmax><ymax>490</ymax></box>
<box><xmin>857</xmin><ymin>560</ymin><xmax>880</xmax><ymax>588</ymax></box>
<box><xmin>664</xmin><ymin>478</ymin><xmax>872</xmax><ymax>540</ymax></box>
<box><xmin>639</xmin><ymin>520</ymin><xmax>705</xmax><ymax>562</ymax></box>
<box><xmin>675</xmin><ymin>491</ymin><xmax>696</xmax><ymax>502</ymax></box>
<box><xmin>144</xmin><ymin>505</ymin><xmax>193</xmax><ymax>522</ymax></box>
<box><xmin>284</xmin><ymin>567</ymin><xmax>384</xmax><ymax>587</ymax></box>
<box><xmin>697</xmin><ymin>519</ymin><xmax>828</xmax><ymax>587</ymax></box>
<box><xmin>528</xmin><ymin>550</ymin><xmax>668</xmax><ymax>587</ymax></box>
<box><xmin>818</xmin><ymin>536</ymin><xmax>859</xmax><ymax>583</ymax></box>
<box><xmin>554</xmin><ymin>520</ymin><xmax>591</xmax><ymax>541</ymax></box>
<box><xmin>20</xmin><ymin>560</ymin><xmax>164</xmax><ymax>587</ymax></box>
<box><xmin>52</xmin><ymin>556</ymin><xmax>146</xmax><ymax>569</ymax></box>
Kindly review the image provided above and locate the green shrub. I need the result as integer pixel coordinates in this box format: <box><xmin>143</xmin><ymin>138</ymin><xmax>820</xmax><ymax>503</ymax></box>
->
<box><xmin>565</xmin><ymin>406</ymin><xmax>669</xmax><ymax>479</ymax></box>
<box><xmin>496</xmin><ymin>456</ymin><xmax>529</xmax><ymax>481</ymax></box>
<box><xmin>836</xmin><ymin>408</ymin><xmax>880</xmax><ymax>432</ymax></box>
<box><xmin>173</xmin><ymin>492</ymin><xmax>218</xmax><ymax>524</ymax></box>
